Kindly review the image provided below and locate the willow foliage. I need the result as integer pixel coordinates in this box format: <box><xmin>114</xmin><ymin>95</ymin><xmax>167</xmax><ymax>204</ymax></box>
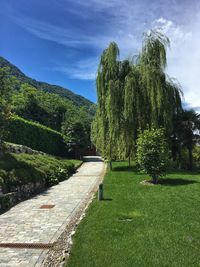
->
<box><xmin>92</xmin><ymin>42</ymin><xmax>121</xmax><ymax>160</ymax></box>
<box><xmin>138</xmin><ymin>31</ymin><xmax>182</xmax><ymax>130</ymax></box>
<box><xmin>92</xmin><ymin>31</ymin><xmax>183</xmax><ymax>162</ymax></box>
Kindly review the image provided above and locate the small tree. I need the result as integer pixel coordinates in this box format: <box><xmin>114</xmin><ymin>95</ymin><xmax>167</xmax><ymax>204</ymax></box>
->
<box><xmin>136</xmin><ymin>128</ymin><xmax>169</xmax><ymax>184</ymax></box>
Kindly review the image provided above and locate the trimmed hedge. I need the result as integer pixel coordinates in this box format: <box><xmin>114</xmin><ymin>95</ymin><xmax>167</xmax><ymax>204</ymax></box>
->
<box><xmin>4</xmin><ymin>115</ymin><xmax>65</xmax><ymax>156</ymax></box>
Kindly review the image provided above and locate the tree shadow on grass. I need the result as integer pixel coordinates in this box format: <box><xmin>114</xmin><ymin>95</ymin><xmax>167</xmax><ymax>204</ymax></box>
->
<box><xmin>113</xmin><ymin>165</ymin><xmax>138</xmax><ymax>172</ymax></box>
<box><xmin>159</xmin><ymin>178</ymin><xmax>198</xmax><ymax>186</ymax></box>
<box><xmin>102</xmin><ymin>198</ymin><xmax>112</xmax><ymax>201</ymax></box>
<box><xmin>167</xmin><ymin>169</ymin><xmax>200</xmax><ymax>175</ymax></box>
<box><xmin>83</xmin><ymin>156</ymin><xmax>103</xmax><ymax>162</ymax></box>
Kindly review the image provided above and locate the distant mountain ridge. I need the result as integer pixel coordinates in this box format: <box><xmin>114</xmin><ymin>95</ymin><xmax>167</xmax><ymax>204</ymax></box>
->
<box><xmin>0</xmin><ymin>56</ymin><xmax>95</xmax><ymax>114</ymax></box>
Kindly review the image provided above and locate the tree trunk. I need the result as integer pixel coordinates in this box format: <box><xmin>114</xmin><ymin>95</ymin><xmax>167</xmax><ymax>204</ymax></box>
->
<box><xmin>188</xmin><ymin>146</ymin><xmax>193</xmax><ymax>171</ymax></box>
<box><xmin>171</xmin><ymin>146</ymin><xmax>177</xmax><ymax>161</ymax></box>
<box><xmin>178</xmin><ymin>146</ymin><xmax>182</xmax><ymax>169</ymax></box>
<box><xmin>128</xmin><ymin>155</ymin><xmax>131</xmax><ymax>168</ymax></box>
<box><xmin>0</xmin><ymin>150</ymin><xmax>4</xmax><ymax>159</ymax></box>
<box><xmin>109</xmin><ymin>146</ymin><xmax>113</xmax><ymax>170</ymax></box>
<box><xmin>152</xmin><ymin>175</ymin><xmax>157</xmax><ymax>184</ymax></box>
<box><xmin>0</xmin><ymin>140</ymin><xmax>4</xmax><ymax>159</ymax></box>
<box><xmin>109</xmin><ymin>160</ymin><xmax>112</xmax><ymax>171</ymax></box>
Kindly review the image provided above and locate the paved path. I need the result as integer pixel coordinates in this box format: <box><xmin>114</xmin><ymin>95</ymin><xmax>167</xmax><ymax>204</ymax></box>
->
<box><xmin>0</xmin><ymin>157</ymin><xmax>105</xmax><ymax>267</ymax></box>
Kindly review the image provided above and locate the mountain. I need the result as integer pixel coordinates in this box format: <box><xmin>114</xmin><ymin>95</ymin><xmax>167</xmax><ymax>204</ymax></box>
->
<box><xmin>0</xmin><ymin>56</ymin><xmax>95</xmax><ymax>115</ymax></box>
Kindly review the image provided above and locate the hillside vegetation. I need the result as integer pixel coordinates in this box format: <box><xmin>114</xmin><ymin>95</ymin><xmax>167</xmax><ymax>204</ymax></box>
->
<box><xmin>0</xmin><ymin>58</ymin><xmax>95</xmax><ymax>157</ymax></box>
<box><xmin>0</xmin><ymin>153</ymin><xmax>80</xmax><ymax>189</ymax></box>
<box><xmin>5</xmin><ymin>115</ymin><xmax>65</xmax><ymax>156</ymax></box>
<box><xmin>0</xmin><ymin>56</ymin><xmax>95</xmax><ymax>114</ymax></box>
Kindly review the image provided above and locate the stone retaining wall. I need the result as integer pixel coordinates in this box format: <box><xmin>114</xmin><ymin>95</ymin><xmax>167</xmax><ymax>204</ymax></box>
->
<box><xmin>5</xmin><ymin>142</ymin><xmax>46</xmax><ymax>155</ymax></box>
<box><xmin>0</xmin><ymin>181</ymin><xmax>45</xmax><ymax>213</ymax></box>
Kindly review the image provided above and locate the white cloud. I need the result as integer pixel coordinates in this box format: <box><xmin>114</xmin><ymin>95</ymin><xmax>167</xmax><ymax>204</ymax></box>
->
<box><xmin>12</xmin><ymin>16</ymin><xmax>114</xmax><ymax>49</ymax></box>
<box><xmin>70</xmin><ymin>0</ymin><xmax>121</xmax><ymax>10</ymax></box>
<box><xmin>152</xmin><ymin>17</ymin><xmax>200</xmax><ymax>112</ymax></box>
<box><xmin>152</xmin><ymin>17</ymin><xmax>192</xmax><ymax>45</ymax></box>
<box><xmin>52</xmin><ymin>58</ymin><xmax>98</xmax><ymax>81</ymax></box>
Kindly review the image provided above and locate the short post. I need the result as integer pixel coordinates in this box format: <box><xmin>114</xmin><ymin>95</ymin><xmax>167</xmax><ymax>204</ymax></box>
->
<box><xmin>98</xmin><ymin>183</ymin><xmax>103</xmax><ymax>200</ymax></box>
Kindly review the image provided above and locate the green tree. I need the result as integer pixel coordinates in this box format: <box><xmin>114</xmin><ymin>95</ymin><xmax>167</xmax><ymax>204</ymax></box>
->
<box><xmin>62</xmin><ymin>122</ymin><xmax>89</xmax><ymax>159</ymax></box>
<box><xmin>92</xmin><ymin>42</ymin><xmax>121</xmax><ymax>169</ymax></box>
<box><xmin>179</xmin><ymin>110</ymin><xmax>200</xmax><ymax>170</ymax></box>
<box><xmin>136</xmin><ymin>128</ymin><xmax>169</xmax><ymax>184</ymax></box>
<box><xmin>170</xmin><ymin>109</ymin><xmax>200</xmax><ymax>170</ymax></box>
<box><xmin>193</xmin><ymin>145</ymin><xmax>200</xmax><ymax>168</ymax></box>
<box><xmin>11</xmin><ymin>84</ymin><xmax>50</xmax><ymax>125</ymax></box>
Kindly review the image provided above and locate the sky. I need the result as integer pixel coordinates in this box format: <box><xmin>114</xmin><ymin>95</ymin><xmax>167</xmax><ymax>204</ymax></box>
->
<box><xmin>0</xmin><ymin>0</ymin><xmax>200</xmax><ymax>111</ymax></box>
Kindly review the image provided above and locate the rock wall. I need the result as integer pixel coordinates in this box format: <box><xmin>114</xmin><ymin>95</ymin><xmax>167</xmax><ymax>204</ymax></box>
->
<box><xmin>5</xmin><ymin>142</ymin><xmax>46</xmax><ymax>155</ymax></box>
<box><xmin>0</xmin><ymin>181</ymin><xmax>45</xmax><ymax>213</ymax></box>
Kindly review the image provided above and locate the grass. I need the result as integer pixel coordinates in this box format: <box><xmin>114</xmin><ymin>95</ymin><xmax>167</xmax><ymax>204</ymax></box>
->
<box><xmin>66</xmin><ymin>161</ymin><xmax>200</xmax><ymax>267</ymax></box>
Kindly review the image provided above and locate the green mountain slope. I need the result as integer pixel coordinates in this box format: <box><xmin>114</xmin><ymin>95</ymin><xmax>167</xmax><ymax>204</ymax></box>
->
<box><xmin>0</xmin><ymin>56</ymin><xmax>95</xmax><ymax>114</ymax></box>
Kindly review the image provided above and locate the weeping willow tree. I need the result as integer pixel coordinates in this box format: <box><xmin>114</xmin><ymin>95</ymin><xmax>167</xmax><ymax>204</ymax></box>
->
<box><xmin>122</xmin><ymin>68</ymin><xmax>139</xmax><ymax>166</ymax></box>
<box><xmin>92</xmin><ymin>30</ymin><xmax>183</xmax><ymax>165</ymax></box>
<box><xmin>91</xmin><ymin>42</ymin><xmax>122</xmax><ymax>169</ymax></box>
<box><xmin>138</xmin><ymin>31</ymin><xmax>182</xmax><ymax>131</ymax></box>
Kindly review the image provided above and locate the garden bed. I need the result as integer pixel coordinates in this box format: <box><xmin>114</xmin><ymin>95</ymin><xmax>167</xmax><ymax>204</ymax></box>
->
<box><xmin>0</xmin><ymin>153</ymin><xmax>81</xmax><ymax>213</ymax></box>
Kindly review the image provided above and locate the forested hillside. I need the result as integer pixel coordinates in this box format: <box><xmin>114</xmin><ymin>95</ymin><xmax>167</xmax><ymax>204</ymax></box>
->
<box><xmin>0</xmin><ymin>56</ymin><xmax>95</xmax><ymax>115</ymax></box>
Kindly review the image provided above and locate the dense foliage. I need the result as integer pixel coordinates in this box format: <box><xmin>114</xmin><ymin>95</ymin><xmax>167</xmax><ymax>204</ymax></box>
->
<box><xmin>62</xmin><ymin>122</ymin><xmax>90</xmax><ymax>158</ymax></box>
<box><xmin>193</xmin><ymin>146</ymin><xmax>200</xmax><ymax>168</ymax></box>
<box><xmin>170</xmin><ymin>109</ymin><xmax>200</xmax><ymax>170</ymax></box>
<box><xmin>11</xmin><ymin>83</ymin><xmax>92</xmax><ymax>134</ymax></box>
<box><xmin>0</xmin><ymin>67</ymin><xmax>16</xmax><ymax>155</ymax></box>
<box><xmin>5</xmin><ymin>115</ymin><xmax>65</xmax><ymax>156</ymax></box>
<box><xmin>136</xmin><ymin>128</ymin><xmax>169</xmax><ymax>183</ymax></box>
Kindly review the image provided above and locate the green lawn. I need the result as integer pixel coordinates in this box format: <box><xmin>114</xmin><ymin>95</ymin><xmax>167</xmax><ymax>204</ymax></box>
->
<box><xmin>66</xmin><ymin>161</ymin><xmax>200</xmax><ymax>267</ymax></box>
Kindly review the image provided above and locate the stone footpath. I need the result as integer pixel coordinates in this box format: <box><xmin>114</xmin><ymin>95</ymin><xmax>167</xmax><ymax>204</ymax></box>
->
<box><xmin>0</xmin><ymin>157</ymin><xmax>105</xmax><ymax>267</ymax></box>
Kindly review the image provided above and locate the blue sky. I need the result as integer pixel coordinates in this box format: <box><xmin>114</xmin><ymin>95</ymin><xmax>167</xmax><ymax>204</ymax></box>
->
<box><xmin>0</xmin><ymin>0</ymin><xmax>200</xmax><ymax>110</ymax></box>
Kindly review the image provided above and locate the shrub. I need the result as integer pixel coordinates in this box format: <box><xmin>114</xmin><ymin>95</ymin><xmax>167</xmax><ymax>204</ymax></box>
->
<box><xmin>4</xmin><ymin>115</ymin><xmax>66</xmax><ymax>156</ymax></box>
<box><xmin>136</xmin><ymin>128</ymin><xmax>169</xmax><ymax>184</ymax></box>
